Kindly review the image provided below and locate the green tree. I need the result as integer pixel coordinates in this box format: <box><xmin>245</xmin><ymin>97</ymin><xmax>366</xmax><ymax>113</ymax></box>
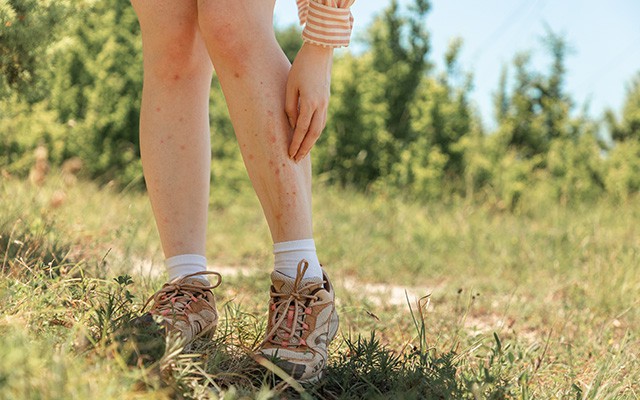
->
<box><xmin>605</xmin><ymin>139</ymin><xmax>640</xmax><ymax>201</ymax></box>
<box><xmin>493</xmin><ymin>31</ymin><xmax>573</xmax><ymax>159</ymax></box>
<box><xmin>0</xmin><ymin>0</ymin><xmax>76</xmax><ymax>175</ymax></box>
<box><xmin>368</xmin><ymin>0</ymin><xmax>430</xmax><ymax>144</ymax></box>
<box><xmin>413</xmin><ymin>38</ymin><xmax>473</xmax><ymax>182</ymax></box>
<box><xmin>606</xmin><ymin>72</ymin><xmax>640</xmax><ymax>143</ymax></box>
<box><xmin>45</xmin><ymin>0</ymin><xmax>143</xmax><ymax>183</ymax></box>
<box><xmin>315</xmin><ymin>54</ymin><xmax>390</xmax><ymax>188</ymax></box>
<box><xmin>0</xmin><ymin>0</ymin><xmax>73</xmax><ymax>98</ymax></box>
<box><xmin>603</xmin><ymin>72</ymin><xmax>640</xmax><ymax>200</ymax></box>
<box><xmin>275</xmin><ymin>24</ymin><xmax>303</xmax><ymax>64</ymax></box>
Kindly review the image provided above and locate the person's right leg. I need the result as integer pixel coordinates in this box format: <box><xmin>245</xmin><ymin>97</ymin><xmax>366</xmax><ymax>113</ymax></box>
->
<box><xmin>131</xmin><ymin>0</ymin><xmax>220</xmax><ymax>343</ymax></box>
<box><xmin>132</xmin><ymin>0</ymin><xmax>212</xmax><ymax>263</ymax></box>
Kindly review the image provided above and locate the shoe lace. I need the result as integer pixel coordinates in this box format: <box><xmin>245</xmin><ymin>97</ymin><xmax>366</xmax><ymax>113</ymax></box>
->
<box><xmin>263</xmin><ymin>260</ymin><xmax>324</xmax><ymax>348</ymax></box>
<box><xmin>142</xmin><ymin>271</ymin><xmax>222</xmax><ymax>317</ymax></box>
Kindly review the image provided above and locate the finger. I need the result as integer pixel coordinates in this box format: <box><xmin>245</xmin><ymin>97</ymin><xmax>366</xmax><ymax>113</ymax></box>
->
<box><xmin>294</xmin><ymin>109</ymin><xmax>325</xmax><ymax>162</ymax></box>
<box><xmin>288</xmin><ymin>103</ymin><xmax>313</xmax><ymax>159</ymax></box>
<box><xmin>284</xmin><ymin>82</ymin><xmax>299</xmax><ymax>129</ymax></box>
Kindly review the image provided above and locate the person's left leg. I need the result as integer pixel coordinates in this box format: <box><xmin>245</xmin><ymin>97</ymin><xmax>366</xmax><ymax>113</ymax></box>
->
<box><xmin>196</xmin><ymin>0</ymin><xmax>322</xmax><ymax>279</ymax></box>
<box><xmin>130</xmin><ymin>0</ymin><xmax>220</xmax><ymax>344</ymax></box>
<box><xmin>196</xmin><ymin>0</ymin><xmax>338</xmax><ymax>382</ymax></box>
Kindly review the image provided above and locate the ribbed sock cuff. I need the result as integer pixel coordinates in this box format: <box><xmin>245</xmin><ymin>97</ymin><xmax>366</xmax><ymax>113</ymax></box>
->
<box><xmin>165</xmin><ymin>254</ymin><xmax>207</xmax><ymax>282</ymax></box>
<box><xmin>273</xmin><ymin>239</ymin><xmax>316</xmax><ymax>254</ymax></box>
<box><xmin>273</xmin><ymin>239</ymin><xmax>322</xmax><ymax>279</ymax></box>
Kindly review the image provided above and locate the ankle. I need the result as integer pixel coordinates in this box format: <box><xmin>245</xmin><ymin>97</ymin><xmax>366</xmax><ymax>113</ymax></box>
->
<box><xmin>165</xmin><ymin>254</ymin><xmax>209</xmax><ymax>283</ymax></box>
<box><xmin>273</xmin><ymin>239</ymin><xmax>322</xmax><ymax>279</ymax></box>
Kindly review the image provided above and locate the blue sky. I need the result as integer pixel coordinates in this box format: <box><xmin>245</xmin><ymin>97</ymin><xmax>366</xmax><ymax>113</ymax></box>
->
<box><xmin>275</xmin><ymin>0</ymin><xmax>640</xmax><ymax>128</ymax></box>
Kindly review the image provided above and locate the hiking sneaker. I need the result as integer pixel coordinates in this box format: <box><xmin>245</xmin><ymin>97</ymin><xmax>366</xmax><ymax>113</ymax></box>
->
<box><xmin>258</xmin><ymin>260</ymin><xmax>339</xmax><ymax>383</ymax></box>
<box><xmin>134</xmin><ymin>271</ymin><xmax>222</xmax><ymax>345</ymax></box>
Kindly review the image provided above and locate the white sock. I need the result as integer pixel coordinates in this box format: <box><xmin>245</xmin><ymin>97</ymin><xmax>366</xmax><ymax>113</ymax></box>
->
<box><xmin>273</xmin><ymin>239</ymin><xmax>323</xmax><ymax>279</ymax></box>
<box><xmin>165</xmin><ymin>254</ymin><xmax>208</xmax><ymax>283</ymax></box>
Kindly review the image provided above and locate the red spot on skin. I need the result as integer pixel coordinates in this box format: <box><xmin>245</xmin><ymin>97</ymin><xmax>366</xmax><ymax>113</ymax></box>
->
<box><xmin>156</xmin><ymin>107</ymin><xmax>161</xmax><ymax>112</ymax></box>
<box><xmin>281</xmin><ymin>163</ymin><xmax>286</xmax><ymax>167</ymax></box>
<box><xmin>267</xmin><ymin>110</ymin><xmax>274</xmax><ymax>116</ymax></box>
<box><xmin>180</xmin><ymin>145</ymin><xmax>186</xmax><ymax>150</ymax></box>
<box><xmin>275</xmin><ymin>168</ymin><xmax>280</xmax><ymax>175</ymax></box>
<box><xmin>269</xmin><ymin>135</ymin><xmax>277</xmax><ymax>144</ymax></box>
<box><xmin>179</xmin><ymin>117</ymin><xmax>184</xmax><ymax>122</ymax></box>
<box><xmin>268</xmin><ymin>160</ymin><xmax>274</xmax><ymax>166</ymax></box>
<box><xmin>160</xmin><ymin>140</ymin><xmax>165</xmax><ymax>144</ymax></box>
<box><xmin>173</xmin><ymin>74</ymin><xmax>180</xmax><ymax>81</ymax></box>
<box><xmin>275</xmin><ymin>213</ymin><xmax>283</xmax><ymax>220</ymax></box>
<box><xmin>248</xmin><ymin>154</ymin><xmax>254</xmax><ymax>160</ymax></box>
<box><xmin>234</xmin><ymin>72</ymin><xmax>240</xmax><ymax>78</ymax></box>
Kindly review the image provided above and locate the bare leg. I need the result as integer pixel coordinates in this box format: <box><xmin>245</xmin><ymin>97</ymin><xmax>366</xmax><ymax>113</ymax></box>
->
<box><xmin>132</xmin><ymin>0</ymin><xmax>213</xmax><ymax>258</ymax></box>
<box><xmin>197</xmin><ymin>0</ymin><xmax>313</xmax><ymax>243</ymax></box>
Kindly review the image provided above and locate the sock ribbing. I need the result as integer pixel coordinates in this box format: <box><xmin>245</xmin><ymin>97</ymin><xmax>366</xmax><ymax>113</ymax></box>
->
<box><xmin>273</xmin><ymin>239</ymin><xmax>323</xmax><ymax>279</ymax></box>
<box><xmin>165</xmin><ymin>254</ymin><xmax>208</xmax><ymax>282</ymax></box>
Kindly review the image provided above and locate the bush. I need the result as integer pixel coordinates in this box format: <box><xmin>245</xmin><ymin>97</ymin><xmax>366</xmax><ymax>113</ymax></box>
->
<box><xmin>605</xmin><ymin>139</ymin><xmax>640</xmax><ymax>202</ymax></box>
<box><xmin>0</xmin><ymin>99</ymin><xmax>69</xmax><ymax>176</ymax></box>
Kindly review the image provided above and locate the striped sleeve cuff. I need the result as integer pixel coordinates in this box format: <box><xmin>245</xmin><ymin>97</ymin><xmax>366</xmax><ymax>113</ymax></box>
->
<box><xmin>300</xmin><ymin>0</ymin><xmax>354</xmax><ymax>48</ymax></box>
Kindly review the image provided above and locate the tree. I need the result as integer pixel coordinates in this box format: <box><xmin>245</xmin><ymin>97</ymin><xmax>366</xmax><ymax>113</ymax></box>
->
<box><xmin>368</xmin><ymin>0</ymin><xmax>430</xmax><ymax>144</ymax></box>
<box><xmin>606</xmin><ymin>72</ymin><xmax>640</xmax><ymax>143</ymax></box>
<box><xmin>45</xmin><ymin>0</ymin><xmax>143</xmax><ymax>183</ymax></box>
<box><xmin>315</xmin><ymin>54</ymin><xmax>389</xmax><ymax>188</ymax></box>
<box><xmin>275</xmin><ymin>24</ymin><xmax>303</xmax><ymax>64</ymax></box>
<box><xmin>493</xmin><ymin>31</ymin><xmax>573</xmax><ymax>159</ymax></box>
<box><xmin>0</xmin><ymin>0</ymin><xmax>73</xmax><ymax>99</ymax></box>
<box><xmin>0</xmin><ymin>0</ymin><xmax>77</xmax><ymax>175</ymax></box>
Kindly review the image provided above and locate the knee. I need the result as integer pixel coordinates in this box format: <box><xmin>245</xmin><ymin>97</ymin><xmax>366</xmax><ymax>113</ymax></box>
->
<box><xmin>142</xmin><ymin>27</ymin><xmax>212</xmax><ymax>83</ymax></box>
<box><xmin>197</xmin><ymin>0</ymin><xmax>275</xmax><ymax>69</ymax></box>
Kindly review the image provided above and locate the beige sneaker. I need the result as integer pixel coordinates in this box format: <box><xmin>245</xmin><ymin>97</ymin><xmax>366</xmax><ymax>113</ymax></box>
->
<box><xmin>137</xmin><ymin>271</ymin><xmax>222</xmax><ymax>345</ymax></box>
<box><xmin>258</xmin><ymin>260</ymin><xmax>339</xmax><ymax>383</ymax></box>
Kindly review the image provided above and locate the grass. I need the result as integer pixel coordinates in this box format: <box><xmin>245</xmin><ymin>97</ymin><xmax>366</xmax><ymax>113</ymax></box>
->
<box><xmin>0</xmin><ymin>173</ymin><xmax>639</xmax><ymax>399</ymax></box>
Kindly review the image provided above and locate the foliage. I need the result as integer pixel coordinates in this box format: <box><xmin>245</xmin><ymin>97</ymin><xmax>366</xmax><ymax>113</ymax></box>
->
<box><xmin>606</xmin><ymin>72</ymin><xmax>640</xmax><ymax>142</ymax></box>
<box><xmin>0</xmin><ymin>0</ymin><xmax>74</xmax><ymax>98</ymax></box>
<box><xmin>314</xmin><ymin>53</ymin><xmax>390</xmax><ymax>188</ymax></box>
<box><xmin>0</xmin><ymin>98</ymin><xmax>68</xmax><ymax>175</ymax></box>
<box><xmin>604</xmin><ymin>139</ymin><xmax>640</xmax><ymax>202</ymax></box>
<box><xmin>1</xmin><ymin>0</ymin><xmax>639</xmax><ymax>204</ymax></box>
<box><xmin>44</xmin><ymin>0</ymin><xmax>143</xmax><ymax>184</ymax></box>
<box><xmin>275</xmin><ymin>24</ymin><xmax>303</xmax><ymax>64</ymax></box>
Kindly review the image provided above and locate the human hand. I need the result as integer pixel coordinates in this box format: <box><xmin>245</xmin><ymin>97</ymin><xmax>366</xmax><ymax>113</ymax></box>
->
<box><xmin>285</xmin><ymin>42</ymin><xmax>334</xmax><ymax>162</ymax></box>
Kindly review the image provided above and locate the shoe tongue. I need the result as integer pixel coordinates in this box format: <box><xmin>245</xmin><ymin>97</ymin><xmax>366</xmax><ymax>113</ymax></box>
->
<box><xmin>270</xmin><ymin>271</ymin><xmax>323</xmax><ymax>295</ymax></box>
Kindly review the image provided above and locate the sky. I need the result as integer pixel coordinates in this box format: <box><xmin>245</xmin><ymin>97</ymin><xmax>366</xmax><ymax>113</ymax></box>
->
<box><xmin>274</xmin><ymin>0</ymin><xmax>640</xmax><ymax>128</ymax></box>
